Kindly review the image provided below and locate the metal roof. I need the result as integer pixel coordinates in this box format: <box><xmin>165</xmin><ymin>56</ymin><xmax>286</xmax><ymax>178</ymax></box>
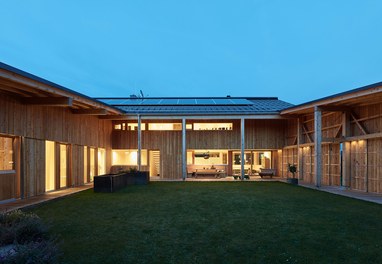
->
<box><xmin>97</xmin><ymin>97</ymin><xmax>294</xmax><ymax>115</ymax></box>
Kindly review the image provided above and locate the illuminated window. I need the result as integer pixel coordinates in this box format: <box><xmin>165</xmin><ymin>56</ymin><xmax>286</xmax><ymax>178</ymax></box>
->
<box><xmin>192</xmin><ymin>150</ymin><xmax>228</xmax><ymax>165</ymax></box>
<box><xmin>90</xmin><ymin>148</ymin><xmax>96</xmax><ymax>181</ymax></box>
<box><xmin>84</xmin><ymin>146</ymin><xmax>88</xmax><ymax>183</ymax></box>
<box><xmin>148</xmin><ymin>123</ymin><xmax>182</xmax><ymax>131</ymax></box>
<box><xmin>59</xmin><ymin>144</ymin><xmax>67</xmax><ymax>188</ymax></box>
<box><xmin>193</xmin><ymin>123</ymin><xmax>233</xmax><ymax>131</ymax></box>
<box><xmin>112</xmin><ymin>149</ymin><xmax>148</xmax><ymax>166</ymax></box>
<box><xmin>98</xmin><ymin>148</ymin><xmax>106</xmax><ymax>175</ymax></box>
<box><xmin>0</xmin><ymin>137</ymin><xmax>13</xmax><ymax>171</ymax></box>
<box><xmin>186</xmin><ymin>124</ymin><xmax>193</xmax><ymax>130</ymax></box>
<box><xmin>45</xmin><ymin>141</ymin><xmax>55</xmax><ymax>191</ymax></box>
<box><xmin>128</xmin><ymin>123</ymin><xmax>146</xmax><ymax>131</ymax></box>
<box><xmin>114</xmin><ymin>124</ymin><xmax>122</xmax><ymax>130</ymax></box>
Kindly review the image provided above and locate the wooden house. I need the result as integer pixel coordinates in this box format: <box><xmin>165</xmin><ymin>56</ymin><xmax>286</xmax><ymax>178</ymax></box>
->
<box><xmin>1</xmin><ymin>61</ymin><xmax>382</xmax><ymax>203</ymax></box>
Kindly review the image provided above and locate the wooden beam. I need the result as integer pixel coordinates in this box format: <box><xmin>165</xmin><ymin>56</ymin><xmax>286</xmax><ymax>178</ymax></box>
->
<box><xmin>99</xmin><ymin>115</ymin><xmax>130</xmax><ymax>120</ymax></box>
<box><xmin>71</xmin><ymin>109</ymin><xmax>108</xmax><ymax>115</ymax></box>
<box><xmin>281</xmin><ymin>85</ymin><xmax>382</xmax><ymax>115</ymax></box>
<box><xmin>297</xmin><ymin>117</ymin><xmax>303</xmax><ymax>180</ymax></box>
<box><xmin>350</xmin><ymin>112</ymin><xmax>368</xmax><ymax>135</ymax></box>
<box><xmin>0</xmin><ymin>69</ymin><xmax>123</xmax><ymax>114</ymax></box>
<box><xmin>345</xmin><ymin>132</ymin><xmax>382</xmax><ymax>141</ymax></box>
<box><xmin>314</xmin><ymin>106</ymin><xmax>322</xmax><ymax>187</ymax></box>
<box><xmin>302</xmin><ymin>124</ymin><xmax>313</xmax><ymax>143</ymax></box>
<box><xmin>334</xmin><ymin>124</ymin><xmax>342</xmax><ymax>138</ymax></box>
<box><xmin>342</xmin><ymin>111</ymin><xmax>351</xmax><ymax>188</ymax></box>
<box><xmin>322</xmin><ymin>137</ymin><xmax>342</xmax><ymax>143</ymax></box>
<box><xmin>22</xmin><ymin>97</ymin><xmax>73</xmax><ymax>106</ymax></box>
<box><xmin>318</xmin><ymin>106</ymin><xmax>351</xmax><ymax>112</ymax></box>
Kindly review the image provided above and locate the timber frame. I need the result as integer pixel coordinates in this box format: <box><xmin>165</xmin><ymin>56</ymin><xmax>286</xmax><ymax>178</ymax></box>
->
<box><xmin>281</xmin><ymin>82</ymin><xmax>382</xmax><ymax>191</ymax></box>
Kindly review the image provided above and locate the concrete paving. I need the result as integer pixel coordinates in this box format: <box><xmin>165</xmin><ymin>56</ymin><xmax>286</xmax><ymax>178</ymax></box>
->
<box><xmin>297</xmin><ymin>181</ymin><xmax>382</xmax><ymax>205</ymax></box>
<box><xmin>0</xmin><ymin>184</ymin><xmax>93</xmax><ymax>213</ymax></box>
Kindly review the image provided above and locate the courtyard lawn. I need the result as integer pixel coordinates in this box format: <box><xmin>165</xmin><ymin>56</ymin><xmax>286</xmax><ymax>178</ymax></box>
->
<box><xmin>31</xmin><ymin>182</ymin><xmax>382</xmax><ymax>264</ymax></box>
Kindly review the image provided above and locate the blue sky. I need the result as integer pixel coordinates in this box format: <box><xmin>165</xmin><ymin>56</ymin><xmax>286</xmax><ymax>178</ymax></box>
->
<box><xmin>0</xmin><ymin>0</ymin><xmax>381</xmax><ymax>104</ymax></box>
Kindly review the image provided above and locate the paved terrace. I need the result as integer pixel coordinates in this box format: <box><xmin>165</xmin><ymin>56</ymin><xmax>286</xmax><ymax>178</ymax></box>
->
<box><xmin>0</xmin><ymin>184</ymin><xmax>93</xmax><ymax>213</ymax></box>
<box><xmin>1</xmin><ymin>179</ymin><xmax>382</xmax><ymax>213</ymax></box>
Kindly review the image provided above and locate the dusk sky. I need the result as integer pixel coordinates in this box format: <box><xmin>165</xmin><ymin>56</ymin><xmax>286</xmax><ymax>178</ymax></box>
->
<box><xmin>1</xmin><ymin>1</ymin><xmax>381</xmax><ymax>105</ymax></box>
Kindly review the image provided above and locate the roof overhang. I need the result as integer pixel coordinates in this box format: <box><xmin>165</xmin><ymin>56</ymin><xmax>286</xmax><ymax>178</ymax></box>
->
<box><xmin>281</xmin><ymin>82</ymin><xmax>382</xmax><ymax>116</ymax></box>
<box><xmin>100</xmin><ymin>114</ymin><xmax>288</xmax><ymax>120</ymax></box>
<box><xmin>0</xmin><ymin>62</ymin><xmax>124</xmax><ymax>116</ymax></box>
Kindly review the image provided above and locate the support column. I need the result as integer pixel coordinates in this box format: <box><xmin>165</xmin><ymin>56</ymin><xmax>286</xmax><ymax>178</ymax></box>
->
<box><xmin>341</xmin><ymin>111</ymin><xmax>351</xmax><ymax>188</ymax></box>
<box><xmin>314</xmin><ymin>106</ymin><xmax>322</xmax><ymax>187</ymax></box>
<box><xmin>240</xmin><ymin>118</ymin><xmax>245</xmax><ymax>180</ymax></box>
<box><xmin>182</xmin><ymin>118</ymin><xmax>187</xmax><ymax>181</ymax></box>
<box><xmin>137</xmin><ymin>115</ymin><xmax>142</xmax><ymax>171</ymax></box>
<box><xmin>297</xmin><ymin>117</ymin><xmax>303</xmax><ymax>180</ymax></box>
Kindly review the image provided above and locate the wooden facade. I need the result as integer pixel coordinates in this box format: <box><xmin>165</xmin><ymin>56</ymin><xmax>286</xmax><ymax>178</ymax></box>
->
<box><xmin>2</xmin><ymin>62</ymin><xmax>382</xmax><ymax>202</ymax></box>
<box><xmin>112</xmin><ymin>119</ymin><xmax>287</xmax><ymax>179</ymax></box>
<box><xmin>281</xmin><ymin>88</ymin><xmax>382</xmax><ymax>194</ymax></box>
<box><xmin>0</xmin><ymin>90</ymin><xmax>114</xmax><ymax>201</ymax></box>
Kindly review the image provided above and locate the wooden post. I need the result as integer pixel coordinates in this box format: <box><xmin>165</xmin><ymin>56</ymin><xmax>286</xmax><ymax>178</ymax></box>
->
<box><xmin>137</xmin><ymin>115</ymin><xmax>142</xmax><ymax>171</ymax></box>
<box><xmin>342</xmin><ymin>111</ymin><xmax>351</xmax><ymax>187</ymax></box>
<box><xmin>241</xmin><ymin>118</ymin><xmax>245</xmax><ymax>180</ymax></box>
<box><xmin>314</xmin><ymin>106</ymin><xmax>322</xmax><ymax>187</ymax></box>
<box><xmin>297</xmin><ymin>117</ymin><xmax>303</xmax><ymax>180</ymax></box>
<box><xmin>20</xmin><ymin>137</ymin><xmax>25</xmax><ymax>199</ymax></box>
<box><xmin>365</xmin><ymin>139</ymin><xmax>368</xmax><ymax>192</ymax></box>
<box><xmin>182</xmin><ymin>118</ymin><xmax>187</xmax><ymax>181</ymax></box>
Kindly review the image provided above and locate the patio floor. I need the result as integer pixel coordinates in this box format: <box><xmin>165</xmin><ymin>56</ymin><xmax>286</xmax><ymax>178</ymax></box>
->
<box><xmin>0</xmin><ymin>184</ymin><xmax>93</xmax><ymax>213</ymax></box>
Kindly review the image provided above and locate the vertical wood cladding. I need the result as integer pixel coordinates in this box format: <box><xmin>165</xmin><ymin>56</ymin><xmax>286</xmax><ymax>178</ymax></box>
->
<box><xmin>0</xmin><ymin>94</ymin><xmax>113</xmax><ymax>199</ymax></box>
<box><xmin>112</xmin><ymin>119</ymin><xmax>286</xmax><ymax>179</ymax></box>
<box><xmin>0</xmin><ymin>95</ymin><xmax>112</xmax><ymax>148</ymax></box>
<box><xmin>282</xmin><ymin>102</ymin><xmax>382</xmax><ymax>193</ymax></box>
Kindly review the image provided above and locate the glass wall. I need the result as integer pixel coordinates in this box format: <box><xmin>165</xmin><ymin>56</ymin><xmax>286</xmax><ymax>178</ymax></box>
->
<box><xmin>112</xmin><ymin>149</ymin><xmax>148</xmax><ymax>166</ymax></box>
<box><xmin>45</xmin><ymin>141</ymin><xmax>55</xmax><ymax>192</ymax></box>
<box><xmin>232</xmin><ymin>151</ymin><xmax>272</xmax><ymax>174</ymax></box>
<box><xmin>89</xmin><ymin>148</ymin><xmax>96</xmax><ymax>182</ymax></box>
<box><xmin>0</xmin><ymin>136</ymin><xmax>14</xmax><ymax>171</ymax></box>
<box><xmin>84</xmin><ymin>146</ymin><xmax>88</xmax><ymax>183</ymax></box>
<box><xmin>98</xmin><ymin>148</ymin><xmax>106</xmax><ymax>175</ymax></box>
<box><xmin>59</xmin><ymin>144</ymin><xmax>67</xmax><ymax>188</ymax></box>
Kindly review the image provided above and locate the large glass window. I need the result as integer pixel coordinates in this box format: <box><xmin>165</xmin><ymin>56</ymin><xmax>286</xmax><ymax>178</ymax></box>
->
<box><xmin>0</xmin><ymin>137</ymin><xmax>14</xmax><ymax>171</ymax></box>
<box><xmin>98</xmin><ymin>148</ymin><xmax>106</xmax><ymax>175</ymax></box>
<box><xmin>89</xmin><ymin>148</ymin><xmax>96</xmax><ymax>181</ymax></box>
<box><xmin>84</xmin><ymin>146</ymin><xmax>88</xmax><ymax>183</ymax></box>
<box><xmin>191</xmin><ymin>150</ymin><xmax>228</xmax><ymax>165</ymax></box>
<box><xmin>45</xmin><ymin>141</ymin><xmax>55</xmax><ymax>191</ymax></box>
<box><xmin>148</xmin><ymin>123</ymin><xmax>182</xmax><ymax>131</ymax></box>
<box><xmin>112</xmin><ymin>149</ymin><xmax>148</xmax><ymax>166</ymax></box>
<box><xmin>193</xmin><ymin>123</ymin><xmax>232</xmax><ymax>130</ymax></box>
<box><xmin>59</xmin><ymin>144</ymin><xmax>68</xmax><ymax>188</ymax></box>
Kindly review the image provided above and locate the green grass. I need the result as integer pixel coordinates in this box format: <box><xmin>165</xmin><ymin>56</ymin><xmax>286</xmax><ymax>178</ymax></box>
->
<box><xmin>31</xmin><ymin>182</ymin><xmax>382</xmax><ymax>264</ymax></box>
